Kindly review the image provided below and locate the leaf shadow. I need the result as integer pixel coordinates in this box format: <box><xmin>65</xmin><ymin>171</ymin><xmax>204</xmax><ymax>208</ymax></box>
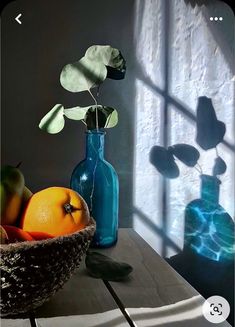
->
<box><xmin>196</xmin><ymin>96</ymin><xmax>226</xmax><ymax>150</ymax></box>
<box><xmin>150</xmin><ymin>146</ymin><xmax>179</xmax><ymax>179</ymax></box>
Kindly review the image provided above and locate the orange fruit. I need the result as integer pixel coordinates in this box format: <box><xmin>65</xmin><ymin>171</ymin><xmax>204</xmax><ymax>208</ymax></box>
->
<box><xmin>3</xmin><ymin>225</ymin><xmax>34</xmax><ymax>243</ymax></box>
<box><xmin>20</xmin><ymin>187</ymin><xmax>90</xmax><ymax>237</ymax></box>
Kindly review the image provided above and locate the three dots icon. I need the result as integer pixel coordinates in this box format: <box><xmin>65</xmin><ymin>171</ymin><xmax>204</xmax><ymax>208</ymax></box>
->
<box><xmin>210</xmin><ymin>17</ymin><xmax>223</xmax><ymax>21</ymax></box>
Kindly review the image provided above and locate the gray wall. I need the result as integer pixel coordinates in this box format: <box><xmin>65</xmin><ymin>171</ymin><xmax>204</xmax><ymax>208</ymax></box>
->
<box><xmin>1</xmin><ymin>0</ymin><xmax>135</xmax><ymax>227</ymax></box>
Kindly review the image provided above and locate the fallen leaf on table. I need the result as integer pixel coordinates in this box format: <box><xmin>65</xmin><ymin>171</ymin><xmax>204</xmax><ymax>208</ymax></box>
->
<box><xmin>85</xmin><ymin>251</ymin><xmax>133</xmax><ymax>281</ymax></box>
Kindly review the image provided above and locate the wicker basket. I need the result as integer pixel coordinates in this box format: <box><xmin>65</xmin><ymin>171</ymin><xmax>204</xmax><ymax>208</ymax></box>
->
<box><xmin>0</xmin><ymin>217</ymin><xmax>96</xmax><ymax>317</ymax></box>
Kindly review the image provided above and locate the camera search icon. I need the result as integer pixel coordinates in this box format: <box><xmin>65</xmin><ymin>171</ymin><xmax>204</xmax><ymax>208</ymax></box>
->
<box><xmin>202</xmin><ymin>296</ymin><xmax>230</xmax><ymax>323</ymax></box>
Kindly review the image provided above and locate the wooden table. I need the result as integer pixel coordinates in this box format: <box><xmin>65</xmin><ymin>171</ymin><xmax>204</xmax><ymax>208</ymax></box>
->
<box><xmin>1</xmin><ymin>229</ymin><xmax>232</xmax><ymax>327</ymax></box>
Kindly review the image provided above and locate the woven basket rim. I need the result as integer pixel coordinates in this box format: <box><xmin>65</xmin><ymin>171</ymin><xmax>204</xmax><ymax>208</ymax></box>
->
<box><xmin>0</xmin><ymin>217</ymin><xmax>96</xmax><ymax>252</ymax></box>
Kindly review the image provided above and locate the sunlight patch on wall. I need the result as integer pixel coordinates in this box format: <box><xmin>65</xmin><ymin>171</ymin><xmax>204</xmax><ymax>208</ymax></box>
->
<box><xmin>133</xmin><ymin>0</ymin><xmax>234</xmax><ymax>258</ymax></box>
<box><xmin>134</xmin><ymin>0</ymin><xmax>164</xmax><ymax>89</ymax></box>
<box><xmin>133</xmin><ymin>78</ymin><xmax>164</xmax><ymax>254</ymax></box>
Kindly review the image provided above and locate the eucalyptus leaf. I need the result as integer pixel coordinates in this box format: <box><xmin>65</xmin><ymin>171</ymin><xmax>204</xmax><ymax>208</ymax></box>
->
<box><xmin>60</xmin><ymin>56</ymin><xmax>107</xmax><ymax>92</ymax></box>
<box><xmin>213</xmin><ymin>156</ymin><xmax>227</xmax><ymax>176</ymax></box>
<box><xmin>64</xmin><ymin>106</ymin><xmax>89</xmax><ymax>120</ymax></box>
<box><xmin>85</xmin><ymin>108</ymin><xmax>106</xmax><ymax>129</ymax></box>
<box><xmin>85</xmin><ymin>45</ymin><xmax>126</xmax><ymax>80</ymax></box>
<box><xmin>85</xmin><ymin>251</ymin><xmax>133</xmax><ymax>281</ymax></box>
<box><xmin>105</xmin><ymin>109</ymin><xmax>118</xmax><ymax>128</ymax></box>
<box><xmin>39</xmin><ymin>104</ymin><xmax>65</xmax><ymax>134</ymax></box>
<box><xmin>168</xmin><ymin>144</ymin><xmax>200</xmax><ymax>167</ymax></box>
<box><xmin>85</xmin><ymin>106</ymin><xmax>118</xmax><ymax>130</ymax></box>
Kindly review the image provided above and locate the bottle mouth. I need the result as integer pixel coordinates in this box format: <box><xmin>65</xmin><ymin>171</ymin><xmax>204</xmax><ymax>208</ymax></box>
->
<box><xmin>86</xmin><ymin>129</ymin><xmax>105</xmax><ymax>135</ymax></box>
<box><xmin>200</xmin><ymin>174</ymin><xmax>221</xmax><ymax>185</ymax></box>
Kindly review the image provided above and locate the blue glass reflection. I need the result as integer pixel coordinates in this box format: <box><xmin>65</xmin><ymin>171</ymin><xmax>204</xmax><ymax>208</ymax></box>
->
<box><xmin>184</xmin><ymin>175</ymin><xmax>234</xmax><ymax>261</ymax></box>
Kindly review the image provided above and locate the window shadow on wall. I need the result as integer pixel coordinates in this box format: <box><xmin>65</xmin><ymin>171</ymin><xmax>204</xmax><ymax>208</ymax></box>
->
<box><xmin>133</xmin><ymin>0</ymin><xmax>234</xmax><ymax>254</ymax></box>
<box><xmin>133</xmin><ymin>0</ymin><xmax>234</xmax><ymax>255</ymax></box>
<box><xmin>132</xmin><ymin>1</ymin><xmax>234</xmax><ymax>324</ymax></box>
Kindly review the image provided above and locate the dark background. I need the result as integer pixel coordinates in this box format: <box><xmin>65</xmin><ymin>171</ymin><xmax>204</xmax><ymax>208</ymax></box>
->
<box><xmin>1</xmin><ymin>0</ymin><xmax>235</xmax><ymax>13</ymax></box>
<box><xmin>1</xmin><ymin>0</ymin><xmax>136</xmax><ymax>227</ymax></box>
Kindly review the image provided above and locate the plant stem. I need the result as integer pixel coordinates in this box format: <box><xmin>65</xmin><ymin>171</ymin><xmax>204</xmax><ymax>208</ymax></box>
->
<box><xmin>97</xmin><ymin>85</ymin><xmax>100</xmax><ymax>97</ymax></box>
<box><xmin>88</xmin><ymin>89</ymin><xmax>99</xmax><ymax>131</ymax></box>
<box><xmin>215</xmin><ymin>146</ymin><xmax>219</xmax><ymax>157</ymax></box>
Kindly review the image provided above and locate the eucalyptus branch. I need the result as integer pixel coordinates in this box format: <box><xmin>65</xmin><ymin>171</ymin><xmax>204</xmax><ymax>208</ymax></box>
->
<box><xmin>39</xmin><ymin>46</ymin><xmax>124</xmax><ymax>134</ymax></box>
<box><xmin>88</xmin><ymin>89</ymin><xmax>99</xmax><ymax>131</ymax></box>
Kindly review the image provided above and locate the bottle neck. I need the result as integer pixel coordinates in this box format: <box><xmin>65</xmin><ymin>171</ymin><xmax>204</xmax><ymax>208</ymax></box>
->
<box><xmin>200</xmin><ymin>175</ymin><xmax>220</xmax><ymax>205</ymax></box>
<box><xmin>86</xmin><ymin>130</ymin><xmax>105</xmax><ymax>160</ymax></box>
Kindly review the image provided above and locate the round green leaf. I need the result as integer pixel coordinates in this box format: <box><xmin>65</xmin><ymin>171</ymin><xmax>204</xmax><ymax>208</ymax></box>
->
<box><xmin>60</xmin><ymin>56</ymin><xmax>107</xmax><ymax>93</ymax></box>
<box><xmin>64</xmin><ymin>106</ymin><xmax>89</xmax><ymax>120</ymax></box>
<box><xmin>105</xmin><ymin>108</ymin><xmax>118</xmax><ymax>128</ymax></box>
<box><xmin>39</xmin><ymin>104</ymin><xmax>65</xmax><ymax>134</ymax></box>
<box><xmin>85</xmin><ymin>45</ymin><xmax>126</xmax><ymax>79</ymax></box>
<box><xmin>84</xmin><ymin>106</ymin><xmax>118</xmax><ymax>130</ymax></box>
<box><xmin>85</xmin><ymin>45</ymin><xmax>123</xmax><ymax>68</ymax></box>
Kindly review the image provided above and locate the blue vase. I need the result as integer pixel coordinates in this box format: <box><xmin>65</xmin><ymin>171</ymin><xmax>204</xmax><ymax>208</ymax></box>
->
<box><xmin>70</xmin><ymin>130</ymin><xmax>119</xmax><ymax>248</ymax></box>
<box><xmin>184</xmin><ymin>174</ymin><xmax>234</xmax><ymax>262</ymax></box>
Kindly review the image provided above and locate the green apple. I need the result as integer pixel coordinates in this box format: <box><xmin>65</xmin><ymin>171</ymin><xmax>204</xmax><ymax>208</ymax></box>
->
<box><xmin>1</xmin><ymin>165</ymin><xmax>25</xmax><ymax>225</ymax></box>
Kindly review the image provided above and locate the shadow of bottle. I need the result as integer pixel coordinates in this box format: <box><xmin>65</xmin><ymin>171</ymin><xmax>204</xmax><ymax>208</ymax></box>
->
<box><xmin>150</xmin><ymin>96</ymin><xmax>234</xmax><ymax>325</ymax></box>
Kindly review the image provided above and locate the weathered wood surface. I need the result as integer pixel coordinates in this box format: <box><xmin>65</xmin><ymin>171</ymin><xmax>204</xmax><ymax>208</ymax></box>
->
<box><xmin>35</xmin><ymin>260</ymin><xmax>122</xmax><ymax>318</ymax></box>
<box><xmin>94</xmin><ymin>229</ymin><xmax>231</xmax><ymax>327</ymax></box>
<box><xmin>1</xmin><ymin>229</ymin><xmax>232</xmax><ymax>326</ymax></box>
<box><xmin>97</xmin><ymin>229</ymin><xmax>198</xmax><ymax>307</ymax></box>
<box><xmin>1</xmin><ymin>320</ymin><xmax>31</xmax><ymax>327</ymax></box>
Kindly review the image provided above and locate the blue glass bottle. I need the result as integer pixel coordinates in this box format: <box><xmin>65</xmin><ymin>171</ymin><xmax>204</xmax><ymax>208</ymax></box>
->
<box><xmin>70</xmin><ymin>130</ymin><xmax>118</xmax><ymax>247</ymax></box>
<box><xmin>184</xmin><ymin>174</ymin><xmax>234</xmax><ymax>262</ymax></box>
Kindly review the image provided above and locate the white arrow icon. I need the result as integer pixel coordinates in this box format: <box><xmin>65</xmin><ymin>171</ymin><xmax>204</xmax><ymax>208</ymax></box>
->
<box><xmin>15</xmin><ymin>14</ymin><xmax>22</xmax><ymax>24</ymax></box>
